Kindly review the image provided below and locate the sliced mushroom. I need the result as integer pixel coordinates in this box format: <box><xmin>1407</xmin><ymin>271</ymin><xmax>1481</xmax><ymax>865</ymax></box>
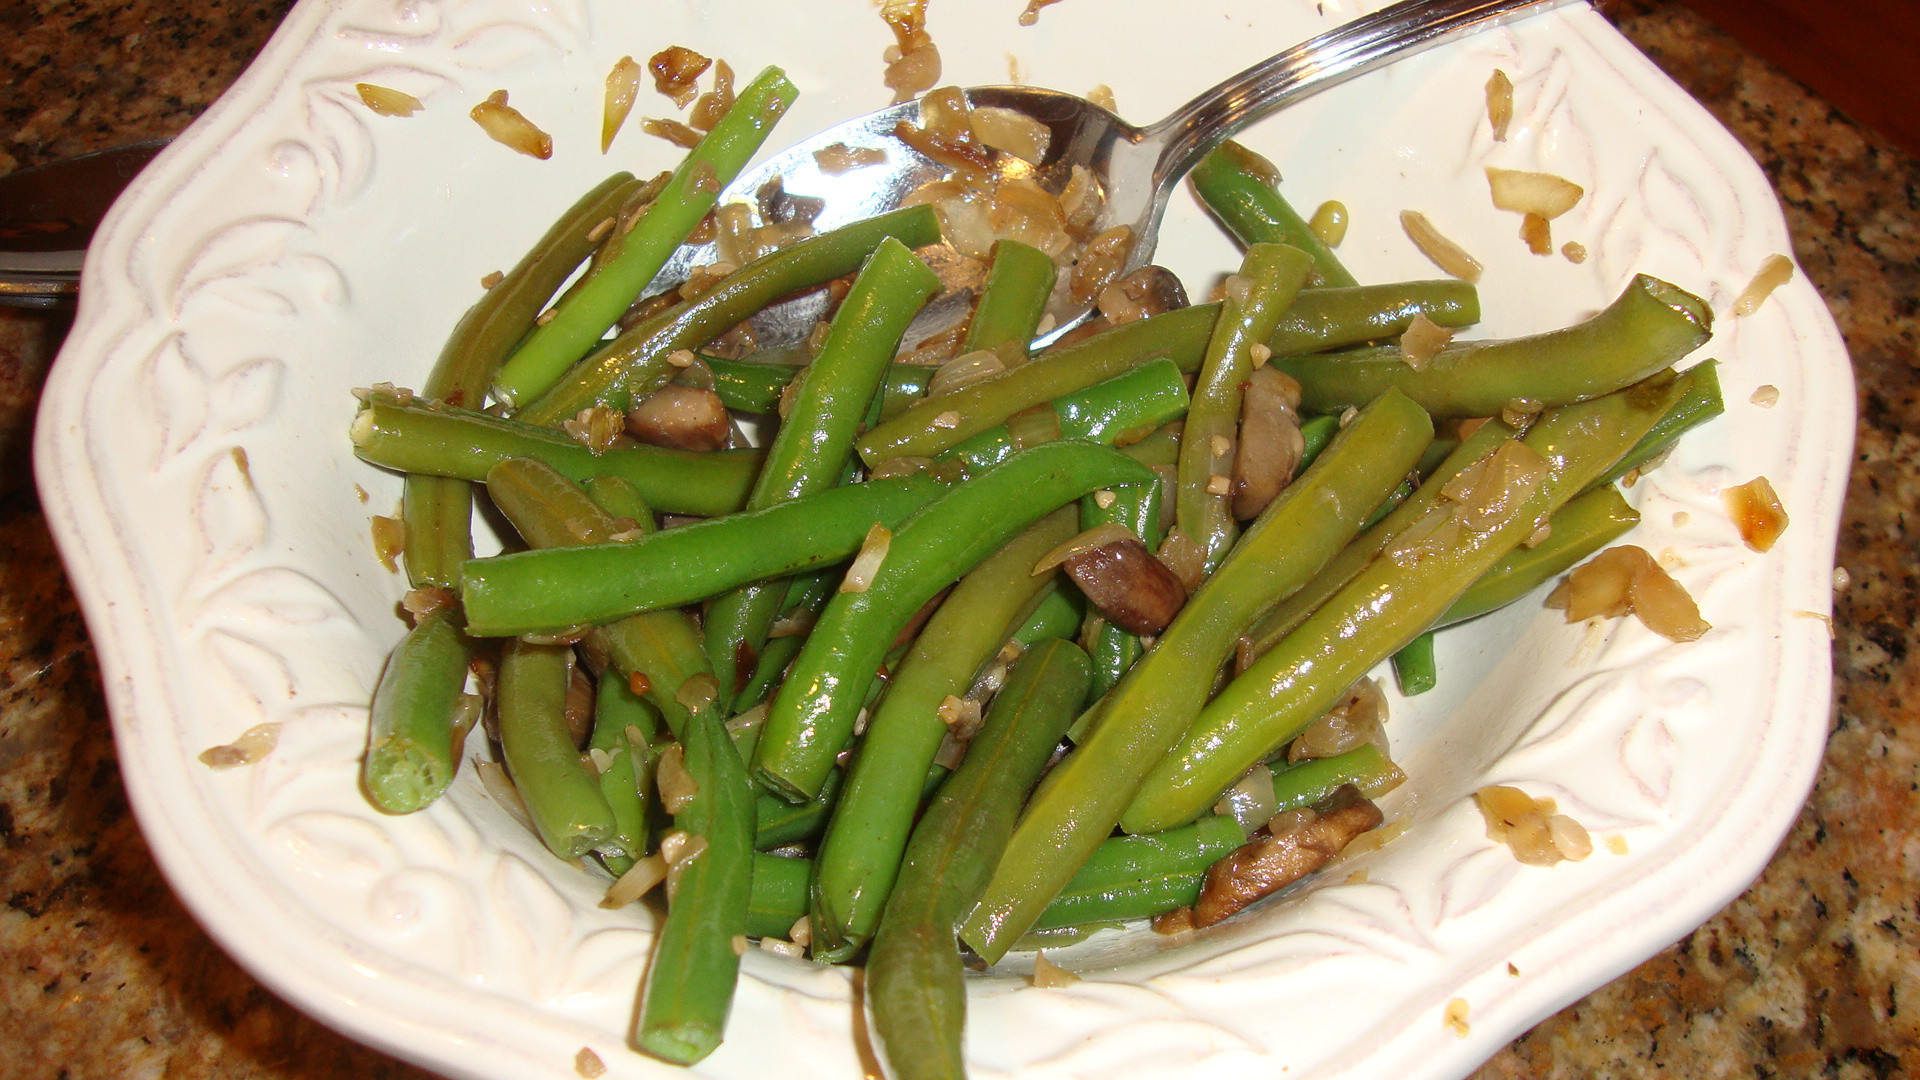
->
<box><xmin>1192</xmin><ymin>785</ymin><xmax>1384</xmax><ymax>927</ymax></box>
<box><xmin>625</xmin><ymin>384</ymin><xmax>731</xmax><ymax>452</ymax></box>
<box><xmin>1062</xmin><ymin>536</ymin><xmax>1187</xmax><ymax>635</ymax></box>
<box><xmin>1231</xmin><ymin>366</ymin><xmax>1305</xmax><ymax>521</ymax></box>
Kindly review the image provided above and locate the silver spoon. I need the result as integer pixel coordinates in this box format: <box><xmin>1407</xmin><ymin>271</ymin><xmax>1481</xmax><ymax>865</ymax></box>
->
<box><xmin>657</xmin><ymin>0</ymin><xmax>1576</xmax><ymax>348</ymax></box>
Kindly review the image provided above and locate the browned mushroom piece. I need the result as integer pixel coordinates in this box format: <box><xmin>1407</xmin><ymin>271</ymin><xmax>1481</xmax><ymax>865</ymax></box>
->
<box><xmin>1062</xmin><ymin>536</ymin><xmax>1188</xmax><ymax>635</ymax></box>
<box><xmin>1231</xmin><ymin>365</ymin><xmax>1305</xmax><ymax>521</ymax></box>
<box><xmin>1192</xmin><ymin>784</ymin><xmax>1384</xmax><ymax>927</ymax></box>
<box><xmin>625</xmin><ymin>384</ymin><xmax>732</xmax><ymax>451</ymax></box>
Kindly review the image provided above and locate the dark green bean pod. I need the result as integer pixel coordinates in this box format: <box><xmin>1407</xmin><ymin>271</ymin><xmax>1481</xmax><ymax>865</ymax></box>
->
<box><xmin>1010</xmin><ymin>585</ymin><xmax>1084</xmax><ymax>647</ymax></box>
<box><xmin>753</xmin><ymin>442</ymin><xmax>1158</xmax><ymax>802</ymax></box>
<box><xmin>961</xmin><ymin>389</ymin><xmax>1432</xmax><ymax>962</ymax></box>
<box><xmin>403</xmin><ymin>172</ymin><xmax>642</xmax><ymax>588</ymax></box>
<box><xmin>962</xmin><ymin>239</ymin><xmax>1057</xmax><ymax>353</ymax></box>
<box><xmin>935</xmin><ymin>357</ymin><xmax>1192</xmax><ymax>474</ymax></box>
<box><xmin>1031</xmin><ymin>814</ymin><xmax>1245</xmax><ymax>932</ymax></box>
<box><xmin>1390</xmin><ymin>631</ymin><xmax>1439</xmax><ymax>696</ymax></box>
<box><xmin>1122</xmin><ymin>368</ymin><xmax>1702</xmax><ymax>833</ymax></box>
<box><xmin>809</xmin><ymin>508</ymin><xmax>1078</xmax><ymax>962</ymax></box>
<box><xmin>746</xmin><ymin>853</ymin><xmax>813</xmax><ymax>939</ymax></box>
<box><xmin>497</xmin><ymin>640</ymin><xmax>617</xmax><ymax>861</ymax></box>
<box><xmin>705</xmin><ymin>238</ymin><xmax>942</xmax><ymax>706</ymax></box>
<box><xmin>706</xmin><ymin>351</ymin><xmax>937</xmax><ymax>417</ymax></box>
<box><xmin>350</xmin><ymin>393</ymin><xmax>762</xmax><ymax>517</ymax></box>
<box><xmin>591</xmin><ymin>673</ymin><xmax>659</xmax><ymax>875</ymax></box>
<box><xmin>362</xmin><ymin>606</ymin><xmax>478</xmax><ymax>813</ymax></box>
<box><xmin>857</xmin><ymin>280</ymin><xmax>1478</xmax><ymax>463</ymax></box>
<box><xmin>1274</xmin><ymin>274</ymin><xmax>1712</xmax><ymax>417</ymax></box>
<box><xmin>462</xmin><ymin>474</ymin><xmax>945</xmax><ymax>637</ymax></box>
<box><xmin>492</xmin><ymin>67</ymin><xmax>798</xmax><ymax>407</ymax></box>
<box><xmin>1270</xmin><ymin>744</ymin><xmax>1405</xmax><ymax>813</ymax></box>
<box><xmin>517</xmin><ymin>205</ymin><xmax>942</xmax><ymax>425</ymax></box>
<box><xmin>867</xmin><ymin>640</ymin><xmax>1092</xmax><ymax>1080</ymax></box>
<box><xmin>1588</xmin><ymin>359</ymin><xmax>1724</xmax><ymax>490</ymax></box>
<box><xmin>1435</xmin><ymin>483</ymin><xmax>1639</xmax><ymax>629</ymax></box>
<box><xmin>1190</xmin><ymin>141</ymin><xmax>1359</xmax><ymax>288</ymax></box>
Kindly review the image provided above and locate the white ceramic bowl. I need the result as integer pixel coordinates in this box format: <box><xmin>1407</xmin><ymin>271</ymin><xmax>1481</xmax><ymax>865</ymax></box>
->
<box><xmin>36</xmin><ymin>1</ymin><xmax>1851</xmax><ymax>1078</ymax></box>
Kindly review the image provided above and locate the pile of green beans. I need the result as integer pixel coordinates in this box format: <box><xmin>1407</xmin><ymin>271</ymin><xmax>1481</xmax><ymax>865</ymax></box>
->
<box><xmin>347</xmin><ymin>81</ymin><xmax>1719</xmax><ymax>1075</ymax></box>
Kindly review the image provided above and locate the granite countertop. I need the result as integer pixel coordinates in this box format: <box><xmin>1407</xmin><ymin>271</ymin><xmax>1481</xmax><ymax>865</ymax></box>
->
<box><xmin>1</xmin><ymin>0</ymin><xmax>1913</xmax><ymax>1074</ymax></box>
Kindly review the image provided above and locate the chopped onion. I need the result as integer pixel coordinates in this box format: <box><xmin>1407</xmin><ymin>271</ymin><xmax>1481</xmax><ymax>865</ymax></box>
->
<box><xmin>1750</xmin><ymin>384</ymin><xmax>1780</xmax><ymax>408</ymax></box>
<box><xmin>936</xmin><ymin>694</ymin><xmax>984</xmax><ymax>739</ymax></box>
<box><xmin>1213</xmin><ymin>765</ymin><xmax>1279</xmax><ymax>833</ymax></box>
<box><xmin>602</xmin><ymin>56</ymin><xmax>642</xmax><ymax>152</ymax></box>
<box><xmin>928</xmin><ymin>349</ymin><xmax>1007</xmax><ymax>397</ymax></box>
<box><xmin>476</xmin><ymin>760</ymin><xmax>535</xmax><ymax>832</ymax></box>
<box><xmin>575</xmin><ymin>1047</ymin><xmax>607</xmax><ymax>1078</ymax></box>
<box><xmin>814</xmin><ymin>142</ymin><xmax>888</xmax><ymax>174</ymax></box>
<box><xmin>759</xmin><ymin>937</ymin><xmax>805</xmax><ymax>958</ymax></box>
<box><xmin>1732</xmin><ymin>253</ymin><xmax>1794</xmax><ymax>317</ymax></box>
<box><xmin>1032</xmin><ymin>522</ymin><xmax>1136</xmax><ymax>576</ymax></box>
<box><xmin>1400</xmin><ymin>210</ymin><xmax>1483</xmax><ymax>282</ymax></box>
<box><xmin>1005</xmin><ymin>403</ymin><xmax>1062</xmax><ymax>450</ymax></box>
<box><xmin>601</xmin><ymin>853</ymin><xmax>668</xmax><ymax>908</ymax></box>
<box><xmin>689</xmin><ymin>59</ymin><xmax>736</xmax><ymax>132</ymax></box>
<box><xmin>674</xmin><ymin>672</ymin><xmax>719</xmax><ymax>715</ymax></box>
<box><xmin>648</xmin><ymin>45</ymin><xmax>711</xmax><ymax>108</ymax></box>
<box><xmin>1562</xmin><ymin>241</ymin><xmax>1588</xmax><ymax>263</ymax></box>
<box><xmin>1520</xmin><ymin>212</ymin><xmax>1552</xmax><ymax>255</ymax></box>
<box><xmin>1156</xmin><ymin>529</ymin><xmax>1208</xmax><ymax>591</ymax></box>
<box><xmin>657</xmin><ymin>746</ymin><xmax>699</xmax><ymax>813</ymax></box>
<box><xmin>471</xmin><ymin>90</ymin><xmax>553</xmax><ymax>159</ymax></box>
<box><xmin>370</xmin><ymin>513</ymin><xmax>405</xmax><ymax>572</ymax></box>
<box><xmin>1547</xmin><ymin>544</ymin><xmax>1710</xmax><ymax>642</ymax></box>
<box><xmin>199</xmin><ymin>722</ymin><xmax>280</xmax><ymax>769</ymax></box>
<box><xmin>842</xmin><ymin>523</ymin><xmax>893</xmax><ymax>593</ymax></box>
<box><xmin>1031</xmin><ymin>951</ymin><xmax>1080</xmax><ymax>988</ymax></box>
<box><xmin>1287</xmin><ymin>678</ymin><xmax>1387</xmax><ymax>763</ymax></box>
<box><xmin>970</xmin><ymin>106</ymin><xmax>1051</xmax><ymax>164</ymax></box>
<box><xmin>1397</xmin><ymin>313</ymin><xmax>1455</xmax><ymax>370</ymax></box>
<box><xmin>1486</xmin><ymin>69</ymin><xmax>1514</xmax><ymax>141</ymax></box>
<box><xmin>1723</xmin><ymin>476</ymin><xmax>1789</xmax><ymax>552</ymax></box>
<box><xmin>880</xmin><ymin>0</ymin><xmax>940</xmax><ymax>104</ymax></box>
<box><xmin>357</xmin><ymin>83</ymin><xmax>423</xmax><ymax>117</ymax></box>
<box><xmin>1486</xmin><ymin>167</ymin><xmax>1584</xmax><ymax>219</ymax></box>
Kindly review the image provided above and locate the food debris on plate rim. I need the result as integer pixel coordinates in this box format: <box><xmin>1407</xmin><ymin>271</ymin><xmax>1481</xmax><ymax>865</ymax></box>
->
<box><xmin>33</xmin><ymin>1</ymin><xmax>1850</xmax><ymax>1078</ymax></box>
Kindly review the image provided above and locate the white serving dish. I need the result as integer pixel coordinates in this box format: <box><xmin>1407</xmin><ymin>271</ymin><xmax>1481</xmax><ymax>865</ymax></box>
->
<box><xmin>35</xmin><ymin>0</ymin><xmax>1851</xmax><ymax>1077</ymax></box>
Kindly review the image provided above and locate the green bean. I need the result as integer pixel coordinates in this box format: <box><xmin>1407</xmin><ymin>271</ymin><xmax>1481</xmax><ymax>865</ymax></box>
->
<box><xmin>733</xmin><ymin>570</ymin><xmax>835</xmax><ymax>712</ymax></box>
<box><xmin>1121</xmin><ymin>369</ymin><xmax>1701</xmax><ymax>834</ymax></box>
<box><xmin>462</xmin><ymin>475</ymin><xmax>945</xmax><ymax>636</ymax></box>
<box><xmin>935</xmin><ymin>357</ymin><xmax>1191</xmax><ymax>474</ymax></box>
<box><xmin>1273</xmin><ymin>274</ymin><xmax>1711</xmax><ymax>417</ymax></box>
<box><xmin>517</xmin><ymin>205</ymin><xmax>942</xmax><ymax>425</ymax></box>
<box><xmin>350</xmin><ymin>392</ymin><xmax>762</xmax><ymax>517</ymax></box>
<box><xmin>857</xmin><ymin>280</ymin><xmax>1479</xmax><ymax>463</ymax></box>
<box><xmin>706</xmin><ymin>351</ymin><xmax>937</xmax><ymax>416</ymax></box>
<box><xmin>1435</xmin><ymin>484</ymin><xmax>1638</xmax><ymax>629</ymax></box>
<box><xmin>706</xmin><ymin>238</ymin><xmax>942</xmax><ymax>706</ymax></box>
<box><xmin>362</xmin><ymin>607</ymin><xmax>477</xmax><ymax>813</ymax></box>
<box><xmin>1191</xmin><ymin>142</ymin><xmax>1358</xmax><ymax>288</ymax></box>
<box><xmin>403</xmin><ymin>173</ymin><xmax>642</xmax><ymax>589</ymax></box>
<box><xmin>1589</xmin><ymin>359</ymin><xmax>1724</xmax><ymax>490</ymax></box>
<box><xmin>497</xmin><ymin>639</ymin><xmax>617</xmax><ymax>861</ymax></box>
<box><xmin>591</xmin><ymin>674</ymin><xmax>658</xmax><ymax>875</ymax></box>
<box><xmin>483</xmin><ymin>459</ymin><xmax>714</xmax><ymax>739</ymax></box>
<box><xmin>746</xmin><ymin>853</ymin><xmax>813</xmax><ymax>939</ymax></box>
<box><xmin>963</xmin><ymin>239</ymin><xmax>1057</xmax><ymax>354</ymax></box>
<box><xmin>1010</xmin><ymin>584</ymin><xmax>1084</xmax><ymax>647</ymax></box>
<box><xmin>493</xmin><ymin>68</ymin><xmax>798</xmax><ymax>407</ymax></box>
<box><xmin>961</xmin><ymin>389</ymin><xmax>1431</xmax><ymax>962</ymax></box>
<box><xmin>1270</xmin><ymin>744</ymin><xmax>1404</xmax><ymax>813</ymax></box>
<box><xmin>1177</xmin><ymin>243</ymin><xmax>1314</xmax><ymax>569</ymax></box>
<box><xmin>754</xmin><ymin>767</ymin><xmax>841</xmax><ymax>851</ymax></box>
<box><xmin>582</xmin><ymin>473</ymin><xmax>658</xmax><ymax>533</ymax></box>
<box><xmin>634</xmin><ymin>702</ymin><xmax>757</xmax><ymax>1064</ymax></box>
<box><xmin>1031</xmin><ymin>814</ymin><xmax>1245</xmax><ymax>932</ymax></box>
<box><xmin>753</xmin><ymin>442</ymin><xmax>1158</xmax><ymax>802</ymax></box>
<box><xmin>1296</xmin><ymin>414</ymin><xmax>1340</xmax><ymax>472</ymax></box>
<box><xmin>1116</xmin><ymin>422</ymin><xmax>1183</xmax><ymax>469</ymax></box>
<box><xmin>1237</xmin><ymin>418</ymin><xmax>1520</xmax><ymax>661</ymax></box>
<box><xmin>868</xmin><ymin>640</ymin><xmax>1092</xmax><ymax>1080</ymax></box>
<box><xmin>1390</xmin><ymin>631</ymin><xmax>1438</xmax><ymax>696</ymax></box>
<box><xmin>810</xmin><ymin>508</ymin><xmax>1078</xmax><ymax>962</ymax></box>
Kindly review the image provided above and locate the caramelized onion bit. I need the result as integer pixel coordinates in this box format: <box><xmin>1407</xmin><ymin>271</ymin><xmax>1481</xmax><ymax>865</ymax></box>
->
<box><xmin>1287</xmin><ymin>678</ymin><xmax>1387</xmax><ymax>763</ymax></box>
<box><xmin>1486</xmin><ymin>69</ymin><xmax>1514</xmax><ymax>141</ymax></box>
<box><xmin>1398</xmin><ymin>312</ymin><xmax>1455</xmax><ymax>370</ymax></box>
<box><xmin>602</xmin><ymin>56</ymin><xmax>642</xmax><ymax>152</ymax></box>
<box><xmin>1232</xmin><ymin>366</ymin><xmax>1305</xmax><ymax>521</ymax></box>
<box><xmin>815</xmin><ymin>142</ymin><xmax>889</xmax><ymax>174</ymax></box>
<box><xmin>1214</xmin><ymin>764</ymin><xmax>1279</xmax><ymax>833</ymax></box>
<box><xmin>1193</xmin><ymin>785</ymin><xmax>1383</xmax><ymax>926</ymax></box>
<box><xmin>601</xmin><ymin>852</ymin><xmax>668</xmax><ymax>908</ymax></box>
<box><xmin>625</xmin><ymin>385</ymin><xmax>730</xmax><ymax>452</ymax></box>
<box><xmin>649</xmin><ymin>46</ymin><xmax>711</xmax><ymax>108</ymax></box>
<box><xmin>1546</xmin><ymin>544</ymin><xmax>1710</xmax><ymax>642</ymax></box>
<box><xmin>564</xmin><ymin>406</ymin><xmax>626</xmax><ymax>455</ymax></box>
<box><xmin>1156</xmin><ymin>528</ymin><xmax>1208</xmax><ymax>592</ymax></box>
<box><xmin>880</xmin><ymin>0</ymin><xmax>941</xmax><ymax>104</ymax></box>
<box><xmin>843</xmin><ymin>524</ymin><xmax>893</xmax><ymax>593</ymax></box>
<box><xmin>1520</xmin><ymin>212</ymin><xmax>1552</xmax><ymax>255</ymax></box>
<box><xmin>689</xmin><ymin>59</ymin><xmax>736</xmax><ymax>132</ymax></box>
<box><xmin>370</xmin><ymin>514</ymin><xmax>405</xmax><ymax>572</ymax></box>
<box><xmin>1061</xmin><ymin>535</ymin><xmax>1188</xmax><ymax>635</ymax></box>
<box><xmin>1031</xmin><ymin>951</ymin><xmax>1080</xmax><ymax>988</ymax></box>
<box><xmin>471</xmin><ymin>90</ymin><xmax>553</xmax><ymax>159</ymax></box>
<box><xmin>643</xmin><ymin>116</ymin><xmax>702</xmax><ymax>149</ymax></box>
<box><xmin>1562</xmin><ymin>240</ymin><xmax>1588</xmax><ymax>263</ymax></box>
<box><xmin>1732</xmin><ymin>253</ymin><xmax>1795</xmax><ymax>317</ymax></box>
<box><xmin>1474</xmin><ymin>785</ymin><xmax>1591</xmax><ymax>866</ymax></box>
<box><xmin>1400</xmin><ymin>210</ymin><xmax>1483</xmax><ymax>282</ymax></box>
<box><xmin>357</xmin><ymin>83</ymin><xmax>423</xmax><ymax>117</ymax></box>
<box><xmin>1723</xmin><ymin>475</ymin><xmax>1789</xmax><ymax>552</ymax></box>
<box><xmin>199</xmin><ymin>722</ymin><xmax>281</xmax><ymax>769</ymax></box>
<box><xmin>971</xmin><ymin>106</ymin><xmax>1051</xmax><ymax>164</ymax></box>
<box><xmin>1486</xmin><ymin>167</ymin><xmax>1584</xmax><ymax>219</ymax></box>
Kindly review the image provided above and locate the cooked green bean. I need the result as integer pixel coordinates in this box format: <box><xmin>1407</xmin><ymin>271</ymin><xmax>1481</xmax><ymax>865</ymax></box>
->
<box><xmin>1079</xmin><ymin>455</ymin><xmax>1168</xmax><ymax>701</ymax></box>
<box><xmin>517</xmin><ymin>205</ymin><xmax>942</xmax><ymax>425</ymax></box>
<box><xmin>1191</xmin><ymin>142</ymin><xmax>1359</xmax><ymax>288</ymax></box>
<box><xmin>404</xmin><ymin>173</ymin><xmax>641</xmax><ymax>589</ymax></box>
<box><xmin>493</xmin><ymin>68</ymin><xmax>798</xmax><ymax>407</ymax></box>
<box><xmin>706</xmin><ymin>238</ymin><xmax>942</xmax><ymax>706</ymax></box>
<box><xmin>497</xmin><ymin>639</ymin><xmax>617</xmax><ymax>861</ymax></box>
<box><xmin>1121</xmin><ymin>369</ymin><xmax>1702</xmax><ymax>834</ymax></box>
<box><xmin>1589</xmin><ymin>359</ymin><xmax>1724</xmax><ymax>489</ymax></box>
<box><xmin>746</xmin><ymin>853</ymin><xmax>813</xmax><ymax>939</ymax></box>
<box><xmin>868</xmin><ymin>640</ymin><xmax>1092</xmax><ymax>1080</ymax></box>
<box><xmin>591</xmin><ymin>674</ymin><xmax>658</xmax><ymax>875</ymax></box>
<box><xmin>858</xmin><ymin>280</ymin><xmax>1479</xmax><ymax>463</ymax></box>
<box><xmin>706</xmin><ymin>351</ymin><xmax>938</xmax><ymax>416</ymax></box>
<box><xmin>1010</xmin><ymin>584</ymin><xmax>1084</xmax><ymax>647</ymax></box>
<box><xmin>634</xmin><ymin>702</ymin><xmax>756</xmax><ymax>1064</ymax></box>
<box><xmin>582</xmin><ymin>473</ymin><xmax>658</xmax><ymax>534</ymax></box>
<box><xmin>1274</xmin><ymin>274</ymin><xmax>1711</xmax><ymax>417</ymax></box>
<box><xmin>350</xmin><ymin>392</ymin><xmax>762</xmax><ymax>517</ymax></box>
<box><xmin>962</xmin><ymin>390</ymin><xmax>1431</xmax><ymax>962</ymax></box>
<box><xmin>1031</xmin><ymin>814</ymin><xmax>1245</xmax><ymax>932</ymax></box>
<box><xmin>753</xmin><ymin>442</ymin><xmax>1158</xmax><ymax>802</ymax></box>
<box><xmin>810</xmin><ymin>508</ymin><xmax>1078</xmax><ymax>962</ymax></box>
<box><xmin>363</xmin><ymin>607</ymin><xmax>477</xmax><ymax>813</ymax></box>
<box><xmin>1435</xmin><ymin>483</ymin><xmax>1638</xmax><ymax>628</ymax></box>
<box><xmin>1270</xmin><ymin>744</ymin><xmax>1404</xmax><ymax>813</ymax></box>
<box><xmin>1390</xmin><ymin>631</ymin><xmax>1438</xmax><ymax>696</ymax></box>
<box><xmin>963</xmin><ymin>239</ymin><xmax>1057</xmax><ymax>354</ymax></box>
<box><xmin>936</xmin><ymin>357</ymin><xmax>1191</xmax><ymax>474</ymax></box>
<box><xmin>462</xmin><ymin>474</ymin><xmax>944</xmax><ymax>636</ymax></box>
<box><xmin>1177</xmin><ymin>243</ymin><xmax>1314</xmax><ymax>569</ymax></box>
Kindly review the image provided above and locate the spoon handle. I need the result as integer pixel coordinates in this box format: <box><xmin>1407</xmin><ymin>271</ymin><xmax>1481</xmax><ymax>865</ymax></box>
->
<box><xmin>1144</xmin><ymin>0</ymin><xmax>1582</xmax><ymax>185</ymax></box>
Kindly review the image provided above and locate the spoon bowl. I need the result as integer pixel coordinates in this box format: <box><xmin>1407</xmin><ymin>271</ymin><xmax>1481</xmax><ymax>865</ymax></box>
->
<box><xmin>654</xmin><ymin>0</ymin><xmax>1576</xmax><ymax>349</ymax></box>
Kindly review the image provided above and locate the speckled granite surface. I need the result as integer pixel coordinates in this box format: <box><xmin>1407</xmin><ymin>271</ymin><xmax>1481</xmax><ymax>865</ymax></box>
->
<box><xmin>1</xmin><ymin>0</ymin><xmax>1913</xmax><ymax>1076</ymax></box>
